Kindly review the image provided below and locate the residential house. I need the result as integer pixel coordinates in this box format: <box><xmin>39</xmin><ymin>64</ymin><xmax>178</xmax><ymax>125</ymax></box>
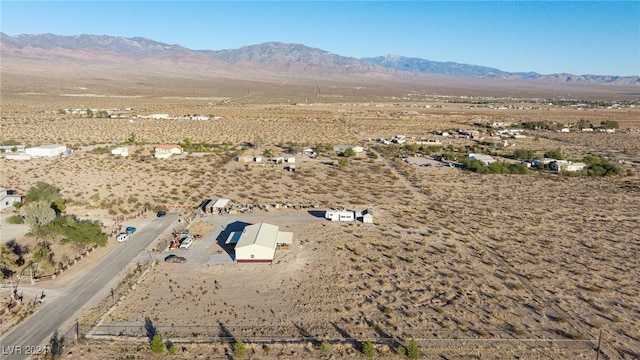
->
<box><xmin>468</xmin><ymin>153</ymin><xmax>496</xmax><ymax>165</ymax></box>
<box><xmin>333</xmin><ymin>145</ymin><xmax>364</xmax><ymax>154</ymax></box>
<box><xmin>0</xmin><ymin>189</ymin><xmax>22</xmax><ymax>210</ymax></box>
<box><xmin>550</xmin><ymin>161</ymin><xmax>586</xmax><ymax>172</ymax></box>
<box><xmin>154</xmin><ymin>144</ymin><xmax>183</xmax><ymax>159</ymax></box>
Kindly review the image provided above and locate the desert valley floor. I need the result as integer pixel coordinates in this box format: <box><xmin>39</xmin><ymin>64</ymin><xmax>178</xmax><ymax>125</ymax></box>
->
<box><xmin>1</xmin><ymin>91</ymin><xmax>639</xmax><ymax>359</ymax></box>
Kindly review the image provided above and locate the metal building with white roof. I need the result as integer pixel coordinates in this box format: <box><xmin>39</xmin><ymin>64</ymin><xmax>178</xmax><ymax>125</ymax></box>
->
<box><xmin>231</xmin><ymin>222</ymin><xmax>293</xmax><ymax>263</ymax></box>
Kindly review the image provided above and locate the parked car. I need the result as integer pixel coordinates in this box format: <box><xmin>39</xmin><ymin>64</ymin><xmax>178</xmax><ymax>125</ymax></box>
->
<box><xmin>179</xmin><ymin>237</ymin><xmax>193</xmax><ymax>249</ymax></box>
<box><xmin>157</xmin><ymin>210</ymin><xmax>167</xmax><ymax>217</ymax></box>
<box><xmin>164</xmin><ymin>254</ymin><xmax>186</xmax><ymax>263</ymax></box>
<box><xmin>116</xmin><ymin>233</ymin><xmax>130</xmax><ymax>242</ymax></box>
<box><xmin>125</xmin><ymin>226</ymin><xmax>137</xmax><ymax>234</ymax></box>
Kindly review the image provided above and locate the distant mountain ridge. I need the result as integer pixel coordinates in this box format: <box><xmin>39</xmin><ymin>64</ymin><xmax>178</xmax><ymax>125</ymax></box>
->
<box><xmin>1</xmin><ymin>32</ymin><xmax>638</xmax><ymax>85</ymax></box>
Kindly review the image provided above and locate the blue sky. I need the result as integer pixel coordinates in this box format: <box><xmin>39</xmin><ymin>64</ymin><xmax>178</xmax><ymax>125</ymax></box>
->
<box><xmin>2</xmin><ymin>1</ymin><xmax>638</xmax><ymax>76</ymax></box>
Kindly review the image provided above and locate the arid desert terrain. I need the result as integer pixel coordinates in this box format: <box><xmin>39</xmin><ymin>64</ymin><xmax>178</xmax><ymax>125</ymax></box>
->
<box><xmin>1</xmin><ymin>85</ymin><xmax>639</xmax><ymax>359</ymax></box>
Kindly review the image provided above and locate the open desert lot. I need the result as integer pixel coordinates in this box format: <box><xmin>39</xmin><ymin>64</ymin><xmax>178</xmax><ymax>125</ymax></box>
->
<box><xmin>2</xmin><ymin>92</ymin><xmax>640</xmax><ymax>359</ymax></box>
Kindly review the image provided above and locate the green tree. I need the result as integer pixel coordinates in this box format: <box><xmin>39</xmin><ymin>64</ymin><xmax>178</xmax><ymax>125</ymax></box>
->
<box><xmin>320</xmin><ymin>340</ymin><xmax>332</xmax><ymax>356</ymax></box>
<box><xmin>583</xmin><ymin>154</ymin><xmax>601</xmax><ymax>165</ymax></box>
<box><xmin>600</xmin><ymin>120</ymin><xmax>619</xmax><ymax>129</ymax></box>
<box><xmin>544</xmin><ymin>149</ymin><xmax>564</xmax><ymax>160</ymax></box>
<box><xmin>509</xmin><ymin>163</ymin><xmax>529</xmax><ymax>174</ymax></box>
<box><xmin>25</xmin><ymin>182</ymin><xmax>62</xmax><ymax>204</ymax></box>
<box><xmin>233</xmin><ymin>339</ymin><xmax>246</xmax><ymax>357</ymax></box>
<box><xmin>150</xmin><ymin>333</ymin><xmax>164</xmax><ymax>354</ymax></box>
<box><xmin>576</xmin><ymin>119</ymin><xmax>592</xmax><ymax>129</ymax></box>
<box><xmin>512</xmin><ymin>149</ymin><xmax>535</xmax><ymax>160</ymax></box>
<box><xmin>588</xmin><ymin>161</ymin><xmax>622</xmax><ymax>177</ymax></box>
<box><xmin>129</xmin><ymin>132</ymin><xmax>137</xmax><ymax>143</ymax></box>
<box><xmin>407</xmin><ymin>339</ymin><xmax>420</xmax><ymax>359</ymax></box>
<box><xmin>51</xmin><ymin>215</ymin><xmax>108</xmax><ymax>247</ymax></box>
<box><xmin>362</xmin><ymin>340</ymin><xmax>375</xmax><ymax>357</ymax></box>
<box><xmin>24</xmin><ymin>201</ymin><xmax>56</xmax><ymax>236</ymax></box>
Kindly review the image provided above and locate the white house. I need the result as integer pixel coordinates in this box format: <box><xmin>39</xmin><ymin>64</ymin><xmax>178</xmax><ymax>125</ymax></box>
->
<box><xmin>230</xmin><ymin>222</ymin><xmax>293</xmax><ymax>263</ymax></box>
<box><xmin>25</xmin><ymin>144</ymin><xmax>67</xmax><ymax>158</ymax></box>
<box><xmin>550</xmin><ymin>161</ymin><xmax>586</xmax><ymax>172</ymax></box>
<box><xmin>468</xmin><ymin>153</ymin><xmax>496</xmax><ymax>165</ymax></box>
<box><xmin>155</xmin><ymin>144</ymin><xmax>183</xmax><ymax>155</ymax></box>
<box><xmin>111</xmin><ymin>147</ymin><xmax>129</xmax><ymax>157</ymax></box>
<box><xmin>0</xmin><ymin>189</ymin><xmax>22</xmax><ymax>210</ymax></box>
<box><xmin>154</xmin><ymin>144</ymin><xmax>182</xmax><ymax>159</ymax></box>
<box><xmin>333</xmin><ymin>145</ymin><xmax>364</xmax><ymax>154</ymax></box>
<box><xmin>325</xmin><ymin>210</ymin><xmax>355</xmax><ymax>222</ymax></box>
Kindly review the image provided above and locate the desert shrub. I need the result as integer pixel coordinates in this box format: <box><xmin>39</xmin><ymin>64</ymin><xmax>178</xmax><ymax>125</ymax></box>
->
<box><xmin>167</xmin><ymin>344</ymin><xmax>177</xmax><ymax>355</ymax></box>
<box><xmin>6</xmin><ymin>215</ymin><xmax>24</xmax><ymax>224</ymax></box>
<box><xmin>91</xmin><ymin>146</ymin><xmax>110</xmax><ymax>154</ymax></box>
<box><xmin>343</xmin><ymin>147</ymin><xmax>356</xmax><ymax>157</ymax></box>
<box><xmin>320</xmin><ymin>340</ymin><xmax>332</xmax><ymax>356</ymax></box>
<box><xmin>150</xmin><ymin>334</ymin><xmax>163</xmax><ymax>354</ymax></box>
<box><xmin>396</xmin><ymin>345</ymin><xmax>406</xmax><ymax>356</ymax></box>
<box><xmin>233</xmin><ymin>339</ymin><xmax>246</xmax><ymax>357</ymax></box>
<box><xmin>512</xmin><ymin>148</ymin><xmax>535</xmax><ymax>160</ymax></box>
<box><xmin>362</xmin><ymin>340</ymin><xmax>375</xmax><ymax>357</ymax></box>
<box><xmin>407</xmin><ymin>339</ymin><xmax>420</xmax><ymax>359</ymax></box>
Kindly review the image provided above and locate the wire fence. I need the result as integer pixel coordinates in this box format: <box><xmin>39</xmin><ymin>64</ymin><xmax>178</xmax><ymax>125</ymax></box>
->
<box><xmin>84</xmin><ymin>324</ymin><xmax>599</xmax><ymax>352</ymax></box>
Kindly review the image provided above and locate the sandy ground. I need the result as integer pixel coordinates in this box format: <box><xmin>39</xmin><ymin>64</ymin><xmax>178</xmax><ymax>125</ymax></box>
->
<box><xmin>1</xmin><ymin>95</ymin><xmax>639</xmax><ymax>359</ymax></box>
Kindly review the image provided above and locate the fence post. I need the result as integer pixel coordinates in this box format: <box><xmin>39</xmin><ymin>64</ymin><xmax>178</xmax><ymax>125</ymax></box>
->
<box><xmin>595</xmin><ymin>330</ymin><xmax>602</xmax><ymax>360</ymax></box>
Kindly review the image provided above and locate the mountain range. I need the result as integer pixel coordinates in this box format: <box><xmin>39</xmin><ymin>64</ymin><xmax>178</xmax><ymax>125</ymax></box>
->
<box><xmin>1</xmin><ymin>33</ymin><xmax>638</xmax><ymax>96</ymax></box>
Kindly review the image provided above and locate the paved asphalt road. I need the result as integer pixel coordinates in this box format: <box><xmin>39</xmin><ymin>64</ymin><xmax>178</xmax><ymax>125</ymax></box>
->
<box><xmin>0</xmin><ymin>212</ymin><xmax>178</xmax><ymax>360</ymax></box>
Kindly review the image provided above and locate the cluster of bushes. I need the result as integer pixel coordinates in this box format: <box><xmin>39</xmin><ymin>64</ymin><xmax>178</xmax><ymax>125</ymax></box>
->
<box><xmin>582</xmin><ymin>155</ymin><xmax>624</xmax><ymax>177</ymax></box>
<box><xmin>521</xmin><ymin>121</ymin><xmax>559</xmax><ymax>130</ymax></box>
<box><xmin>461</xmin><ymin>158</ymin><xmax>528</xmax><ymax>174</ymax></box>
<box><xmin>179</xmin><ymin>138</ymin><xmax>235</xmax><ymax>153</ymax></box>
<box><xmin>49</xmin><ymin>215</ymin><xmax>108</xmax><ymax>247</ymax></box>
